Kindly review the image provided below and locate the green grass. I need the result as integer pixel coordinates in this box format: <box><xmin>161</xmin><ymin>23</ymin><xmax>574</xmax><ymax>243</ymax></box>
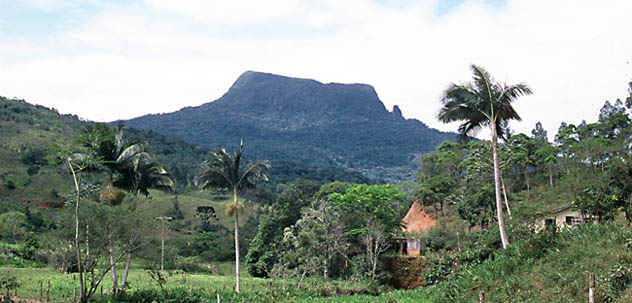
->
<box><xmin>135</xmin><ymin>189</ymin><xmax>256</xmax><ymax>230</ymax></box>
<box><xmin>426</xmin><ymin>223</ymin><xmax>632</xmax><ymax>303</ymax></box>
<box><xmin>3</xmin><ymin>266</ymin><xmax>439</xmax><ymax>303</ymax></box>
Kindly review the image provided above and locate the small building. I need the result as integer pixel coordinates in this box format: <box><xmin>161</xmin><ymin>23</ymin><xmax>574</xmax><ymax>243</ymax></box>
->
<box><xmin>538</xmin><ymin>204</ymin><xmax>596</xmax><ymax>231</ymax></box>
<box><xmin>394</xmin><ymin>201</ymin><xmax>436</xmax><ymax>255</ymax></box>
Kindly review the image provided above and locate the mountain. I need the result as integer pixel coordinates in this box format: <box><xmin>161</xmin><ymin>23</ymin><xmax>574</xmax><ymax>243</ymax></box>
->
<box><xmin>117</xmin><ymin>71</ymin><xmax>457</xmax><ymax>181</ymax></box>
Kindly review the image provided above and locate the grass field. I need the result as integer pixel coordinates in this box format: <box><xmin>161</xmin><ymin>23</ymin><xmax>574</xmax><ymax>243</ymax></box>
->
<box><xmin>2</xmin><ymin>265</ymin><xmax>441</xmax><ymax>303</ymax></box>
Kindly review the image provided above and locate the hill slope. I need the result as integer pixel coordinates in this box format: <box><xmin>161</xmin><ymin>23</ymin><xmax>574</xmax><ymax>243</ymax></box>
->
<box><xmin>118</xmin><ymin>71</ymin><xmax>456</xmax><ymax>181</ymax></box>
<box><xmin>0</xmin><ymin>96</ymin><xmax>86</xmax><ymax>201</ymax></box>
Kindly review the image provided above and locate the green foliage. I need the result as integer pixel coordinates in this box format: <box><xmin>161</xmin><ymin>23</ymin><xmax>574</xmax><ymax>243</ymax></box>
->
<box><xmin>329</xmin><ymin>184</ymin><xmax>404</xmax><ymax>232</ymax></box>
<box><xmin>0</xmin><ymin>271</ymin><xmax>19</xmax><ymax>293</ymax></box>
<box><xmin>192</xmin><ymin>230</ymin><xmax>233</xmax><ymax>262</ymax></box>
<box><xmin>0</xmin><ymin>211</ymin><xmax>28</xmax><ymax>243</ymax></box>
<box><xmin>415</xmin><ymin>176</ymin><xmax>454</xmax><ymax>215</ymax></box>
<box><xmin>575</xmin><ymin>185</ymin><xmax>619</xmax><ymax>221</ymax></box>
<box><xmin>246</xmin><ymin>180</ymin><xmax>320</xmax><ymax>277</ymax></box>
<box><xmin>4</xmin><ymin>179</ymin><xmax>16</xmax><ymax>189</ymax></box>
<box><xmin>21</xmin><ymin>146</ymin><xmax>48</xmax><ymax>166</ymax></box>
<box><xmin>425</xmin><ymin>223</ymin><xmax>632</xmax><ymax>303</ymax></box>
<box><xmin>456</xmin><ymin>184</ymin><xmax>495</xmax><ymax>229</ymax></box>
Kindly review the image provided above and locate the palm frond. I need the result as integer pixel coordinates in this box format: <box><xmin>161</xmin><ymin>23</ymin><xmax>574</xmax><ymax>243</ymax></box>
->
<box><xmin>195</xmin><ymin>142</ymin><xmax>270</xmax><ymax>192</ymax></box>
<box><xmin>438</xmin><ymin>64</ymin><xmax>532</xmax><ymax>139</ymax></box>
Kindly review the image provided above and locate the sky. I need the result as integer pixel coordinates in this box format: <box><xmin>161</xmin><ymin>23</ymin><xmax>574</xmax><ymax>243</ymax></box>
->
<box><xmin>1</xmin><ymin>0</ymin><xmax>631</xmax><ymax>140</ymax></box>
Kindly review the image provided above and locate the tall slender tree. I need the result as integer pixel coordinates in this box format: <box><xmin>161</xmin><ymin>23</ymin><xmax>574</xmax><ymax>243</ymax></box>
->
<box><xmin>114</xmin><ymin>150</ymin><xmax>174</xmax><ymax>290</ymax></box>
<box><xmin>84</xmin><ymin>124</ymin><xmax>174</xmax><ymax>292</ymax></box>
<box><xmin>196</xmin><ymin>140</ymin><xmax>269</xmax><ymax>293</ymax></box>
<box><xmin>438</xmin><ymin>64</ymin><xmax>532</xmax><ymax>248</ymax></box>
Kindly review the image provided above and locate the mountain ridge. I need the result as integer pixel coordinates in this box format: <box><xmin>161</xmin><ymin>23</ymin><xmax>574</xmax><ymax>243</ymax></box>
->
<box><xmin>116</xmin><ymin>71</ymin><xmax>457</xmax><ymax>181</ymax></box>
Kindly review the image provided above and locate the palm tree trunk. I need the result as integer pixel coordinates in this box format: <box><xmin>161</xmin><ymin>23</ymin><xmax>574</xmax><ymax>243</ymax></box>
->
<box><xmin>491</xmin><ymin>123</ymin><xmax>510</xmax><ymax>249</ymax></box>
<box><xmin>500</xmin><ymin>173</ymin><xmax>512</xmax><ymax>220</ymax></box>
<box><xmin>233</xmin><ymin>187</ymin><xmax>240</xmax><ymax>294</ymax></box>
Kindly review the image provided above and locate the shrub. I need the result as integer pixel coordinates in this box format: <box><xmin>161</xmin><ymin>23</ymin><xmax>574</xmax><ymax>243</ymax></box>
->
<box><xmin>27</xmin><ymin>165</ymin><xmax>39</xmax><ymax>176</ymax></box>
<box><xmin>5</xmin><ymin>179</ymin><xmax>15</xmax><ymax>190</ymax></box>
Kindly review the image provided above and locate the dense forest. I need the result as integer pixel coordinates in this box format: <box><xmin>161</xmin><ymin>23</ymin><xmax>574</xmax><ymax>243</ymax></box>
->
<box><xmin>1</xmin><ymin>71</ymin><xmax>632</xmax><ymax>303</ymax></box>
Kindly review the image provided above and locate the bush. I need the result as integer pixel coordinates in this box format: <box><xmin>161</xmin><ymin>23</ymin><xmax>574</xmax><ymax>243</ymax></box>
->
<box><xmin>26</xmin><ymin>165</ymin><xmax>39</xmax><ymax>176</ymax></box>
<box><xmin>20</xmin><ymin>147</ymin><xmax>47</xmax><ymax>165</ymax></box>
<box><xmin>20</xmin><ymin>232</ymin><xmax>40</xmax><ymax>260</ymax></box>
<box><xmin>93</xmin><ymin>288</ymin><xmax>208</xmax><ymax>303</ymax></box>
<box><xmin>5</xmin><ymin>179</ymin><xmax>16</xmax><ymax>190</ymax></box>
<box><xmin>0</xmin><ymin>211</ymin><xmax>27</xmax><ymax>242</ymax></box>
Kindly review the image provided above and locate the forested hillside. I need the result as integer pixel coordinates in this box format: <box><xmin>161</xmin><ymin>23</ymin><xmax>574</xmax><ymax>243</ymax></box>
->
<box><xmin>119</xmin><ymin>71</ymin><xmax>458</xmax><ymax>182</ymax></box>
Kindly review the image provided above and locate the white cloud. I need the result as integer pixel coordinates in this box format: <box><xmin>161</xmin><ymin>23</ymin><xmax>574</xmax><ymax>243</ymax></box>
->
<box><xmin>1</xmin><ymin>0</ymin><xmax>631</xmax><ymax>140</ymax></box>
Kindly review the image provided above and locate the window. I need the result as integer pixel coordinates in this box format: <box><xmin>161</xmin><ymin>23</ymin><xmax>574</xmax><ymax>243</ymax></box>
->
<box><xmin>566</xmin><ymin>216</ymin><xmax>573</xmax><ymax>225</ymax></box>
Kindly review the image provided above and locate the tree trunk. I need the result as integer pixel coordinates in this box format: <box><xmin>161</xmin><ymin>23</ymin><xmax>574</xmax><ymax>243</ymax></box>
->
<box><xmin>548</xmin><ymin>166</ymin><xmax>553</xmax><ymax>188</ymax></box>
<box><xmin>524</xmin><ymin>167</ymin><xmax>530</xmax><ymax>191</ymax></box>
<box><xmin>121</xmin><ymin>252</ymin><xmax>132</xmax><ymax>291</ymax></box>
<box><xmin>69</xmin><ymin>164</ymin><xmax>86</xmax><ymax>303</ymax></box>
<box><xmin>233</xmin><ymin>187</ymin><xmax>240</xmax><ymax>294</ymax></box>
<box><xmin>323</xmin><ymin>253</ymin><xmax>328</xmax><ymax>281</ymax></box>
<box><xmin>589</xmin><ymin>272</ymin><xmax>595</xmax><ymax>303</ymax></box>
<box><xmin>109</xmin><ymin>236</ymin><xmax>119</xmax><ymax>293</ymax></box>
<box><xmin>500</xmin><ymin>173</ymin><xmax>512</xmax><ymax>220</ymax></box>
<box><xmin>85</xmin><ymin>224</ymin><xmax>89</xmax><ymax>257</ymax></box>
<box><xmin>491</xmin><ymin>123</ymin><xmax>510</xmax><ymax>249</ymax></box>
<box><xmin>297</xmin><ymin>259</ymin><xmax>309</xmax><ymax>289</ymax></box>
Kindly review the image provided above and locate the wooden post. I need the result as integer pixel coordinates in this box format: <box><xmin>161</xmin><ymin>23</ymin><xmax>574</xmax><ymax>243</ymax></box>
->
<box><xmin>479</xmin><ymin>290</ymin><xmax>485</xmax><ymax>303</ymax></box>
<box><xmin>47</xmin><ymin>280</ymin><xmax>50</xmax><ymax>302</ymax></box>
<box><xmin>589</xmin><ymin>272</ymin><xmax>595</xmax><ymax>303</ymax></box>
<box><xmin>40</xmin><ymin>280</ymin><xmax>43</xmax><ymax>302</ymax></box>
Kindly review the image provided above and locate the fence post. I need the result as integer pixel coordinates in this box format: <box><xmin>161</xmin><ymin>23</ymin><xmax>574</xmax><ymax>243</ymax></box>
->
<box><xmin>479</xmin><ymin>290</ymin><xmax>485</xmax><ymax>303</ymax></box>
<box><xmin>589</xmin><ymin>272</ymin><xmax>595</xmax><ymax>303</ymax></box>
<box><xmin>40</xmin><ymin>280</ymin><xmax>43</xmax><ymax>302</ymax></box>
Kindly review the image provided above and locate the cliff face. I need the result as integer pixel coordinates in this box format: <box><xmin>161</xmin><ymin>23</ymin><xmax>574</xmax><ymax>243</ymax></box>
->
<box><xmin>118</xmin><ymin>71</ymin><xmax>456</xmax><ymax>181</ymax></box>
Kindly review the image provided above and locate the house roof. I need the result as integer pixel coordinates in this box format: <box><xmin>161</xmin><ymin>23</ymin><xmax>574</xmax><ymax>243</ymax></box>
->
<box><xmin>535</xmin><ymin>204</ymin><xmax>574</xmax><ymax>216</ymax></box>
<box><xmin>401</xmin><ymin>201</ymin><xmax>436</xmax><ymax>233</ymax></box>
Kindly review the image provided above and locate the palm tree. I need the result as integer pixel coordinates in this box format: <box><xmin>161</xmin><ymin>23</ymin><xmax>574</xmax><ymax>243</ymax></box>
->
<box><xmin>195</xmin><ymin>140</ymin><xmax>270</xmax><ymax>293</ymax></box>
<box><xmin>83</xmin><ymin>124</ymin><xmax>174</xmax><ymax>292</ymax></box>
<box><xmin>113</xmin><ymin>143</ymin><xmax>174</xmax><ymax>199</ymax></box>
<box><xmin>438</xmin><ymin>64</ymin><xmax>532</xmax><ymax>248</ymax></box>
<box><xmin>113</xmin><ymin>149</ymin><xmax>174</xmax><ymax>290</ymax></box>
